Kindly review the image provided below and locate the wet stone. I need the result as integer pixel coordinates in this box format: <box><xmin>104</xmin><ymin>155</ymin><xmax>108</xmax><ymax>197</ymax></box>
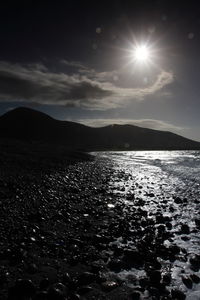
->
<box><xmin>61</xmin><ymin>272</ymin><xmax>71</xmax><ymax>285</ymax></box>
<box><xmin>139</xmin><ymin>277</ymin><xmax>149</xmax><ymax>288</ymax></box>
<box><xmin>166</xmin><ymin>222</ymin><xmax>172</xmax><ymax>230</ymax></box>
<box><xmin>122</xmin><ymin>249</ymin><xmax>144</xmax><ymax>268</ymax></box>
<box><xmin>180</xmin><ymin>224</ymin><xmax>190</xmax><ymax>234</ymax></box>
<box><xmin>128</xmin><ymin>291</ymin><xmax>141</xmax><ymax>299</ymax></box>
<box><xmin>148</xmin><ymin>193</ymin><xmax>155</xmax><ymax>197</ymax></box>
<box><xmin>8</xmin><ymin>279</ymin><xmax>36</xmax><ymax>299</ymax></box>
<box><xmin>149</xmin><ymin>270</ymin><xmax>161</xmax><ymax>285</ymax></box>
<box><xmin>169</xmin><ymin>244</ymin><xmax>180</xmax><ymax>255</ymax></box>
<box><xmin>78</xmin><ymin>285</ymin><xmax>93</xmax><ymax>295</ymax></box>
<box><xmin>174</xmin><ymin>197</ymin><xmax>183</xmax><ymax>204</ymax></box>
<box><xmin>162</xmin><ymin>273</ymin><xmax>171</xmax><ymax>285</ymax></box>
<box><xmin>0</xmin><ymin>269</ymin><xmax>9</xmax><ymax>285</ymax></box>
<box><xmin>171</xmin><ymin>289</ymin><xmax>186</xmax><ymax>299</ymax></box>
<box><xmin>182</xmin><ymin>276</ymin><xmax>193</xmax><ymax>289</ymax></box>
<box><xmin>33</xmin><ymin>291</ymin><xmax>48</xmax><ymax>300</ymax></box>
<box><xmin>194</xmin><ymin>219</ymin><xmax>200</xmax><ymax>228</ymax></box>
<box><xmin>27</xmin><ymin>263</ymin><xmax>38</xmax><ymax>274</ymax></box>
<box><xmin>156</xmin><ymin>214</ymin><xmax>166</xmax><ymax>224</ymax></box>
<box><xmin>108</xmin><ymin>259</ymin><xmax>123</xmax><ymax>272</ymax></box>
<box><xmin>68</xmin><ymin>293</ymin><xmax>81</xmax><ymax>300</ymax></box>
<box><xmin>77</xmin><ymin>272</ymin><xmax>96</xmax><ymax>285</ymax></box>
<box><xmin>190</xmin><ymin>274</ymin><xmax>200</xmax><ymax>283</ymax></box>
<box><xmin>47</xmin><ymin>283</ymin><xmax>67</xmax><ymax>300</ymax></box>
<box><xmin>101</xmin><ymin>280</ymin><xmax>118</xmax><ymax>291</ymax></box>
<box><xmin>39</xmin><ymin>278</ymin><xmax>50</xmax><ymax>291</ymax></box>
<box><xmin>190</xmin><ymin>254</ymin><xmax>200</xmax><ymax>271</ymax></box>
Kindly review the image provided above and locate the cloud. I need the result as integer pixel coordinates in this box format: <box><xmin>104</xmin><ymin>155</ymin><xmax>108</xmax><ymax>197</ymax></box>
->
<box><xmin>60</xmin><ymin>60</ymin><xmax>88</xmax><ymax>70</ymax></box>
<box><xmin>0</xmin><ymin>60</ymin><xmax>173</xmax><ymax>110</ymax></box>
<box><xmin>77</xmin><ymin>118</ymin><xmax>184</xmax><ymax>132</ymax></box>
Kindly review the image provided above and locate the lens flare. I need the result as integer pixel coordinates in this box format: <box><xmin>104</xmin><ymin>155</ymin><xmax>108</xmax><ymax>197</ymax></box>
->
<box><xmin>134</xmin><ymin>45</ymin><xmax>150</xmax><ymax>62</ymax></box>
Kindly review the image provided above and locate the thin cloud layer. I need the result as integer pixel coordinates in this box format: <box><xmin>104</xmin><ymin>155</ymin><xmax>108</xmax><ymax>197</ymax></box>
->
<box><xmin>0</xmin><ymin>61</ymin><xmax>173</xmax><ymax>110</ymax></box>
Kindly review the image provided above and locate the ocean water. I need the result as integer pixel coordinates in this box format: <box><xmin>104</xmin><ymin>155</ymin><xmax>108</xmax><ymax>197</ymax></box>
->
<box><xmin>94</xmin><ymin>151</ymin><xmax>200</xmax><ymax>299</ymax></box>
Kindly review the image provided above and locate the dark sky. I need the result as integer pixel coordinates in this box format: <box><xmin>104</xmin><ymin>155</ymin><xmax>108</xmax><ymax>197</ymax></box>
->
<box><xmin>0</xmin><ymin>0</ymin><xmax>200</xmax><ymax>141</ymax></box>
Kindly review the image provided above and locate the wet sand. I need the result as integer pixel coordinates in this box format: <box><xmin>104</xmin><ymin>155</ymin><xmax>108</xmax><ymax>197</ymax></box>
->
<box><xmin>1</xmin><ymin>148</ymin><xmax>200</xmax><ymax>299</ymax></box>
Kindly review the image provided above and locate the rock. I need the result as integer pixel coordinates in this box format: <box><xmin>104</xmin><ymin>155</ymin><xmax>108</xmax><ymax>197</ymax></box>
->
<box><xmin>162</xmin><ymin>273</ymin><xmax>171</xmax><ymax>285</ymax></box>
<box><xmin>47</xmin><ymin>283</ymin><xmax>67</xmax><ymax>300</ymax></box>
<box><xmin>123</xmin><ymin>249</ymin><xmax>144</xmax><ymax>268</ymax></box>
<box><xmin>148</xmin><ymin>193</ymin><xmax>155</xmax><ymax>197</ymax></box>
<box><xmin>27</xmin><ymin>263</ymin><xmax>38</xmax><ymax>274</ymax></box>
<box><xmin>171</xmin><ymin>289</ymin><xmax>186</xmax><ymax>299</ymax></box>
<box><xmin>190</xmin><ymin>274</ymin><xmax>200</xmax><ymax>283</ymax></box>
<box><xmin>195</xmin><ymin>219</ymin><xmax>200</xmax><ymax>228</ymax></box>
<box><xmin>169</xmin><ymin>244</ymin><xmax>180</xmax><ymax>255</ymax></box>
<box><xmin>157</xmin><ymin>224</ymin><xmax>166</xmax><ymax>234</ymax></box>
<box><xmin>148</xmin><ymin>286</ymin><xmax>160</xmax><ymax>298</ymax></box>
<box><xmin>156</xmin><ymin>214</ymin><xmax>166</xmax><ymax>224</ymax></box>
<box><xmin>128</xmin><ymin>291</ymin><xmax>141</xmax><ymax>299</ymax></box>
<box><xmin>78</xmin><ymin>285</ymin><xmax>93</xmax><ymax>295</ymax></box>
<box><xmin>68</xmin><ymin>293</ymin><xmax>81</xmax><ymax>300</ymax></box>
<box><xmin>62</xmin><ymin>272</ymin><xmax>71</xmax><ymax>285</ymax></box>
<box><xmin>77</xmin><ymin>272</ymin><xmax>96</xmax><ymax>285</ymax></box>
<box><xmin>182</xmin><ymin>276</ymin><xmax>193</xmax><ymax>289</ymax></box>
<box><xmin>101</xmin><ymin>280</ymin><xmax>118</xmax><ymax>291</ymax></box>
<box><xmin>39</xmin><ymin>278</ymin><xmax>50</xmax><ymax>290</ymax></box>
<box><xmin>181</xmin><ymin>224</ymin><xmax>190</xmax><ymax>234</ymax></box>
<box><xmin>149</xmin><ymin>270</ymin><xmax>161</xmax><ymax>285</ymax></box>
<box><xmin>139</xmin><ymin>277</ymin><xmax>149</xmax><ymax>288</ymax></box>
<box><xmin>190</xmin><ymin>255</ymin><xmax>200</xmax><ymax>271</ymax></box>
<box><xmin>0</xmin><ymin>269</ymin><xmax>9</xmax><ymax>285</ymax></box>
<box><xmin>8</xmin><ymin>279</ymin><xmax>36</xmax><ymax>299</ymax></box>
<box><xmin>166</xmin><ymin>222</ymin><xmax>172</xmax><ymax>230</ymax></box>
<box><xmin>108</xmin><ymin>259</ymin><xmax>123</xmax><ymax>272</ymax></box>
<box><xmin>33</xmin><ymin>291</ymin><xmax>48</xmax><ymax>300</ymax></box>
<box><xmin>174</xmin><ymin>197</ymin><xmax>183</xmax><ymax>204</ymax></box>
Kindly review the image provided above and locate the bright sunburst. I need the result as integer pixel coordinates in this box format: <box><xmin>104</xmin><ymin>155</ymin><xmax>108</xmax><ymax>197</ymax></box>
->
<box><xmin>134</xmin><ymin>45</ymin><xmax>150</xmax><ymax>62</ymax></box>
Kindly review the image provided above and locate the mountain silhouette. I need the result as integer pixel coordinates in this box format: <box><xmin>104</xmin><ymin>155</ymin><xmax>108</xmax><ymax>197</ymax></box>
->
<box><xmin>0</xmin><ymin>107</ymin><xmax>199</xmax><ymax>150</ymax></box>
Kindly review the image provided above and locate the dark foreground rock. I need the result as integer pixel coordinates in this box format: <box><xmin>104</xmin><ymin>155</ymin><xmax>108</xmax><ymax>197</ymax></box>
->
<box><xmin>1</xmin><ymin>143</ymin><xmax>200</xmax><ymax>299</ymax></box>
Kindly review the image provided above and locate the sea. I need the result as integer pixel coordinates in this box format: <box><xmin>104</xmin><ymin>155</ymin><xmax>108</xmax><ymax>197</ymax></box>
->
<box><xmin>94</xmin><ymin>151</ymin><xmax>200</xmax><ymax>299</ymax></box>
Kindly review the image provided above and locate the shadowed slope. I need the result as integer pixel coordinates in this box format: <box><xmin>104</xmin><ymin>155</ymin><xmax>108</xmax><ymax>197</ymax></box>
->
<box><xmin>0</xmin><ymin>107</ymin><xmax>199</xmax><ymax>150</ymax></box>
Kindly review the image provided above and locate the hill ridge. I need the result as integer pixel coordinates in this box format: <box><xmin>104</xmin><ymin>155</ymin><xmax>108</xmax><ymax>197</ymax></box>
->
<box><xmin>0</xmin><ymin>107</ymin><xmax>199</xmax><ymax>151</ymax></box>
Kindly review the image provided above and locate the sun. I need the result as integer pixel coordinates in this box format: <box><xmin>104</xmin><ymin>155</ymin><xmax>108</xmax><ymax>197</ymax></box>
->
<box><xmin>134</xmin><ymin>45</ymin><xmax>150</xmax><ymax>62</ymax></box>
<box><xmin>125</xmin><ymin>40</ymin><xmax>156</xmax><ymax>68</ymax></box>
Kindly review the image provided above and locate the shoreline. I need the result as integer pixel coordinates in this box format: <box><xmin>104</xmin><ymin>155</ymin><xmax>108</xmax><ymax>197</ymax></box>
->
<box><xmin>1</xmin><ymin>148</ymin><xmax>200</xmax><ymax>299</ymax></box>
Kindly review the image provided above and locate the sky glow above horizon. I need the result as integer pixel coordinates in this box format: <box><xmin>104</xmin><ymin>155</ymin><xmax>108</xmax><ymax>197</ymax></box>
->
<box><xmin>0</xmin><ymin>1</ymin><xmax>199</xmax><ymax>142</ymax></box>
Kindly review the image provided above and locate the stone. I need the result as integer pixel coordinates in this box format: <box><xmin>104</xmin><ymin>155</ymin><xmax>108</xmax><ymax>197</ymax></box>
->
<box><xmin>77</xmin><ymin>272</ymin><xmax>96</xmax><ymax>285</ymax></box>
<box><xmin>68</xmin><ymin>293</ymin><xmax>81</xmax><ymax>300</ymax></box>
<box><xmin>39</xmin><ymin>278</ymin><xmax>50</xmax><ymax>290</ymax></box>
<box><xmin>149</xmin><ymin>270</ymin><xmax>161</xmax><ymax>285</ymax></box>
<box><xmin>123</xmin><ymin>249</ymin><xmax>144</xmax><ymax>268</ymax></box>
<box><xmin>190</xmin><ymin>254</ymin><xmax>200</xmax><ymax>271</ymax></box>
<box><xmin>181</xmin><ymin>224</ymin><xmax>190</xmax><ymax>234</ymax></box>
<box><xmin>108</xmin><ymin>259</ymin><xmax>123</xmax><ymax>272</ymax></box>
<box><xmin>8</xmin><ymin>279</ymin><xmax>36</xmax><ymax>299</ymax></box>
<box><xmin>182</xmin><ymin>276</ymin><xmax>193</xmax><ymax>289</ymax></box>
<box><xmin>195</xmin><ymin>219</ymin><xmax>200</xmax><ymax>228</ymax></box>
<box><xmin>174</xmin><ymin>197</ymin><xmax>183</xmax><ymax>204</ymax></box>
<box><xmin>128</xmin><ymin>291</ymin><xmax>141</xmax><ymax>299</ymax></box>
<box><xmin>101</xmin><ymin>280</ymin><xmax>118</xmax><ymax>291</ymax></box>
<box><xmin>162</xmin><ymin>273</ymin><xmax>171</xmax><ymax>285</ymax></box>
<box><xmin>78</xmin><ymin>286</ymin><xmax>93</xmax><ymax>295</ymax></box>
<box><xmin>190</xmin><ymin>274</ymin><xmax>200</xmax><ymax>283</ymax></box>
<box><xmin>33</xmin><ymin>291</ymin><xmax>48</xmax><ymax>300</ymax></box>
<box><xmin>47</xmin><ymin>283</ymin><xmax>67</xmax><ymax>300</ymax></box>
<box><xmin>171</xmin><ymin>289</ymin><xmax>186</xmax><ymax>299</ymax></box>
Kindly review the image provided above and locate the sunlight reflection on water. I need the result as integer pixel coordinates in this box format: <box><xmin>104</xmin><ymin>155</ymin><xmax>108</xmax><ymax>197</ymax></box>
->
<box><xmin>94</xmin><ymin>151</ymin><xmax>200</xmax><ymax>299</ymax></box>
